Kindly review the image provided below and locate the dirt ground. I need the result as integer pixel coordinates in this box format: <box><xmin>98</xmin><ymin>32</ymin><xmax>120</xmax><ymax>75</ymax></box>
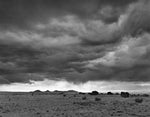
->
<box><xmin>0</xmin><ymin>92</ymin><xmax>150</xmax><ymax>117</ymax></box>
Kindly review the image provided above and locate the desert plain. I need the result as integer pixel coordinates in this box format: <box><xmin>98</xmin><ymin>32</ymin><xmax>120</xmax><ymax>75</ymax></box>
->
<box><xmin>0</xmin><ymin>91</ymin><xmax>150</xmax><ymax>117</ymax></box>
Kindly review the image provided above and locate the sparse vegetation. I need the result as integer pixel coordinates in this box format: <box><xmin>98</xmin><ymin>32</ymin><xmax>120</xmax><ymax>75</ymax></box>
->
<box><xmin>142</xmin><ymin>94</ymin><xmax>149</xmax><ymax>97</ymax></box>
<box><xmin>135</xmin><ymin>98</ymin><xmax>143</xmax><ymax>103</ymax></box>
<box><xmin>88</xmin><ymin>91</ymin><xmax>99</xmax><ymax>95</ymax></box>
<box><xmin>107</xmin><ymin>92</ymin><xmax>113</xmax><ymax>95</ymax></box>
<box><xmin>82</xmin><ymin>96</ymin><xmax>87</xmax><ymax>100</ymax></box>
<box><xmin>95</xmin><ymin>97</ymin><xmax>101</xmax><ymax>101</ymax></box>
<box><xmin>130</xmin><ymin>94</ymin><xmax>140</xmax><ymax>97</ymax></box>
<box><xmin>121</xmin><ymin>92</ymin><xmax>130</xmax><ymax>98</ymax></box>
<box><xmin>63</xmin><ymin>94</ymin><xmax>66</xmax><ymax>97</ymax></box>
<box><xmin>115</xmin><ymin>93</ymin><xmax>119</xmax><ymax>95</ymax></box>
<box><xmin>0</xmin><ymin>91</ymin><xmax>150</xmax><ymax>117</ymax></box>
<box><xmin>79</xmin><ymin>92</ymin><xmax>86</xmax><ymax>95</ymax></box>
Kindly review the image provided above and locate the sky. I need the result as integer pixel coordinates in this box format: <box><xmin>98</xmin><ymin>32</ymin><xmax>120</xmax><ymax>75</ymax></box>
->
<box><xmin>0</xmin><ymin>0</ymin><xmax>150</xmax><ymax>92</ymax></box>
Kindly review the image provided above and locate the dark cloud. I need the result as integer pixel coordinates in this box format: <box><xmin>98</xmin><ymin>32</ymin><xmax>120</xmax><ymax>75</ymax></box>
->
<box><xmin>1</xmin><ymin>0</ymin><xmax>150</xmax><ymax>84</ymax></box>
<box><xmin>122</xmin><ymin>0</ymin><xmax>150</xmax><ymax>36</ymax></box>
<box><xmin>0</xmin><ymin>0</ymin><xmax>137</xmax><ymax>29</ymax></box>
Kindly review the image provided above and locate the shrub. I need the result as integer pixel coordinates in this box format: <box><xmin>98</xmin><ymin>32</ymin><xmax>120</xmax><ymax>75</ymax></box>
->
<box><xmin>142</xmin><ymin>94</ymin><xmax>149</xmax><ymax>97</ymax></box>
<box><xmin>107</xmin><ymin>92</ymin><xmax>113</xmax><ymax>95</ymax></box>
<box><xmin>79</xmin><ymin>92</ymin><xmax>86</xmax><ymax>95</ymax></box>
<box><xmin>89</xmin><ymin>91</ymin><xmax>99</xmax><ymax>95</ymax></box>
<box><xmin>115</xmin><ymin>93</ymin><xmax>119</xmax><ymax>95</ymax></box>
<box><xmin>82</xmin><ymin>96</ymin><xmax>86</xmax><ymax>100</ymax></box>
<box><xmin>135</xmin><ymin>98</ymin><xmax>143</xmax><ymax>103</ymax></box>
<box><xmin>95</xmin><ymin>97</ymin><xmax>101</xmax><ymax>101</ymax></box>
<box><xmin>130</xmin><ymin>94</ymin><xmax>140</xmax><ymax>97</ymax></box>
<box><xmin>121</xmin><ymin>92</ymin><xmax>130</xmax><ymax>98</ymax></box>
<box><xmin>63</xmin><ymin>94</ymin><xmax>66</xmax><ymax>97</ymax></box>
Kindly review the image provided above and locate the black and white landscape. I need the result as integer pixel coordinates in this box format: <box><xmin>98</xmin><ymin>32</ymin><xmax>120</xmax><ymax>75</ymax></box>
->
<box><xmin>0</xmin><ymin>0</ymin><xmax>150</xmax><ymax>116</ymax></box>
<box><xmin>0</xmin><ymin>91</ymin><xmax>150</xmax><ymax>117</ymax></box>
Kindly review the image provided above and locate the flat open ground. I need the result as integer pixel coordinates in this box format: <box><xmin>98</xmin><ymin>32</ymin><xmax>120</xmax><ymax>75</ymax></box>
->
<box><xmin>0</xmin><ymin>92</ymin><xmax>150</xmax><ymax>117</ymax></box>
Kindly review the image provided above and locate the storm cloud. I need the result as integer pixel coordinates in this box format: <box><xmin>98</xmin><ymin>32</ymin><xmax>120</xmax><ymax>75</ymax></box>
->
<box><xmin>0</xmin><ymin>0</ymin><xmax>150</xmax><ymax>84</ymax></box>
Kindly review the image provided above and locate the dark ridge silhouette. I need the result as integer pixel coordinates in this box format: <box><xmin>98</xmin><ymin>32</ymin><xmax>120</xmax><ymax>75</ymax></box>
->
<box><xmin>31</xmin><ymin>90</ymin><xmax>43</xmax><ymax>96</ymax></box>
<box><xmin>44</xmin><ymin>90</ymin><xmax>51</xmax><ymax>95</ymax></box>
<box><xmin>34</xmin><ymin>90</ymin><xmax>42</xmax><ymax>93</ymax></box>
<box><xmin>53</xmin><ymin>90</ymin><xmax>64</xmax><ymax>94</ymax></box>
<box><xmin>45</xmin><ymin>90</ymin><xmax>50</xmax><ymax>93</ymax></box>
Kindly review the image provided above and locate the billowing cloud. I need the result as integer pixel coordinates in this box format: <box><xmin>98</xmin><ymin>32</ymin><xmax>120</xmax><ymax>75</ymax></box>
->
<box><xmin>1</xmin><ymin>0</ymin><xmax>150</xmax><ymax>86</ymax></box>
<box><xmin>84</xmin><ymin>0</ymin><xmax>150</xmax><ymax>82</ymax></box>
<box><xmin>122</xmin><ymin>0</ymin><xmax>150</xmax><ymax>36</ymax></box>
<box><xmin>0</xmin><ymin>0</ymin><xmax>136</xmax><ymax>29</ymax></box>
<box><xmin>85</xmin><ymin>33</ymin><xmax>150</xmax><ymax>81</ymax></box>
